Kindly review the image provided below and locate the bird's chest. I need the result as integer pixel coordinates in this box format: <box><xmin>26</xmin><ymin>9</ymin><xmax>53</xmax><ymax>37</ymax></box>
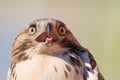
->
<box><xmin>13</xmin><ymin>55</ymin><xmax>83</xmax><ymax>80</ymax></box>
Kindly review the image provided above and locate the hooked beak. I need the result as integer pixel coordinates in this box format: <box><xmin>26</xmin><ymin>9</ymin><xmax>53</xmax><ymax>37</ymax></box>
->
<box><xmin>45</xmin><ymin>23</ymin><xmax>51</xmax><ymax>36</ymax></box>
<box><xmin>35</xmin><ymin>23</ymin><xmax>58</xmax><ymax>44</ymax></box>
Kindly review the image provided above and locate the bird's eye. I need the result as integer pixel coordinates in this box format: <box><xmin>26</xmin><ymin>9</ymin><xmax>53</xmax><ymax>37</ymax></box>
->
<box><xmin>28</xmin><ymin>24</ymin><xmax>37</xmax><ymax>35</ymax></box>
<box><xmin>58</xmin><ymin>26</ymin><xmax>66</xmax><ymax>35</ymax></box>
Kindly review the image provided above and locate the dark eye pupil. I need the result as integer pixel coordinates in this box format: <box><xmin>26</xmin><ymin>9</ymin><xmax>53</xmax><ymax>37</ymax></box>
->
<box><xmin>31</xmin><ymin>28</ymin><xmax>34</xmax><ymax>32</ymax></box>
<box><xmin>60</xmin><ymin>29</ymin><xmax>64</xmax><ymax>33</ymax></box>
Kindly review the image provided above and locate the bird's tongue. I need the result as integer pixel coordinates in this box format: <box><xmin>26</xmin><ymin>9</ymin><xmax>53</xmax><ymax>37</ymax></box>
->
<box><xmin>35</xmin><ymin>32</ymin><xmax>53</xmax><ymax>44</ymax></box>
<box><xmin>45</xmin><ymin>37</ymin><xmax>53</xmax><ymax>44</ymax></box>
<box><xmin>35</xmin><ymin>31</ymin><xmax>58</xmax><ymax>46</ymax></box>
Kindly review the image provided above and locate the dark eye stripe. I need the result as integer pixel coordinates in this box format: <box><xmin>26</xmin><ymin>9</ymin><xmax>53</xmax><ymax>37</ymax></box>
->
<box><xmin>29</xmin><ymin>24</ymin><xmax>37</xmax><ymax>28</ymax></box>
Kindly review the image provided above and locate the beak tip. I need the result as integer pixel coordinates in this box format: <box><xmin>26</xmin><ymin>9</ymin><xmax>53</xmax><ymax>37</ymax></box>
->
<box><xmin>45</xmin><ymin>23</ymin><xmax>51</xmax><ymax>35</ymax></box>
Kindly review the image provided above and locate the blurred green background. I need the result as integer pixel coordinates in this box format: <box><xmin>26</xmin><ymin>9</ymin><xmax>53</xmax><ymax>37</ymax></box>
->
<box><xmin>0</xmin><ymin>0</ymin><xmax>120</xmax><ymax>80</ymax></box>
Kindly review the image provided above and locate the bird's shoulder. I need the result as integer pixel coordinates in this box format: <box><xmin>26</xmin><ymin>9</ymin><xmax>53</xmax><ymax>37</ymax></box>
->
<box><xmin>80</xmin><ymin>48</ymin><xmax>104</xmax><ymax>80</ymax></box>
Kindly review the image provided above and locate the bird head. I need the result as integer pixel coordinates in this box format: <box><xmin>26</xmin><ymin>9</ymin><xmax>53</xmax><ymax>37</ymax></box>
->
<box><xmin>11</xmin><ymin>19</ymin><xmax>81</xmax><ymax>62</ymax></box>
<box><xmin>28</xmin><ymin>19</ymin><xmax>79</xmax><ymax>45</ymax></box>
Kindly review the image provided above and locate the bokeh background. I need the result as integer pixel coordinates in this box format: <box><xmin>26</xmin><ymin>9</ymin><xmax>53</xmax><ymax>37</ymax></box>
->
<box><xmin>0</xmin><ymin>0</ymin><xmax>120</xmax><ymax>80</ymax></box>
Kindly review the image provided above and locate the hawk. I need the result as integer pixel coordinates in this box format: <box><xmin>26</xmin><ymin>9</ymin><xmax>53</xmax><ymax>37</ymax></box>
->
<box><xmin>8</xmin><ymin>19</ymin><xmax>104</xmax><ymax>80</ymax></box>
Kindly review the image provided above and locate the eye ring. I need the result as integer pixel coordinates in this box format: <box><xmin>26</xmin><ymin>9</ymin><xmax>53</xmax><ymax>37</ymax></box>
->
<box><xmin>28</xmin><ymin>24</ymin><xmax>37</xmax><ymax>35</ymax></box>
<box><xmin>58</xmin><ymin>26</ymin><xmax>66</xmax><ymax>35</ymax></box>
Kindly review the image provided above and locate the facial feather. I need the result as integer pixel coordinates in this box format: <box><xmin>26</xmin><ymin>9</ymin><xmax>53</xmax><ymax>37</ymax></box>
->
<box><xmin>9</xmin><ymin>18</ymin><xmax>104</xmax><ymax>80</ymax></box>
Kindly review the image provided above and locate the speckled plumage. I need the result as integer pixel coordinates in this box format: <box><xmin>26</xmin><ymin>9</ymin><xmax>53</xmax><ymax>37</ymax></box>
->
<box><xmin>8</xmin><ymin>19</ymin><xmax>104</xmax><ymax>80</ymax></box>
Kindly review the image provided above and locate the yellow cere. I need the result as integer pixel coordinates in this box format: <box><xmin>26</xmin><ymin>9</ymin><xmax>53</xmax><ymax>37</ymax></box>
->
<box><xmin>43</xmin><ymin>22</ymin><xmax>48</xmax><ymax>28</ymax></box>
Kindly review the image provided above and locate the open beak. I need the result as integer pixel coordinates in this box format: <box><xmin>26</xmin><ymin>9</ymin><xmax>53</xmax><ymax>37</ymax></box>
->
<box><xmin>35</xmin><ymin>23</ymin><xmax>58</xmax><ymax>44</ymax></box>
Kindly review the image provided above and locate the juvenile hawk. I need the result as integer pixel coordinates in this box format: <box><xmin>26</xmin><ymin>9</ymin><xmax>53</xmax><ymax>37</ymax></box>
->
<box><xmin>8</xmin><ymin>19</ymin><xmax>104</xmax><ymax>80</ymax></box>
